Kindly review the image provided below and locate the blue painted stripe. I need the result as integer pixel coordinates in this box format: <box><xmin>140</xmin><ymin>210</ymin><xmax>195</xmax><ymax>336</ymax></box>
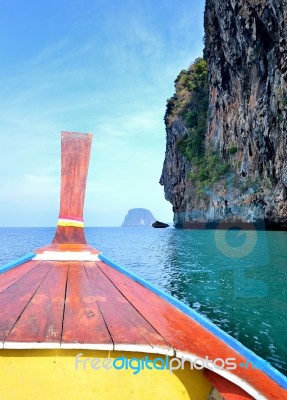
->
<box><xmin>99</xmin><ymin>253</ymin><xmax>287</xmax><ymax>389</ymax></box>
<box><xmin>0</xmin><ymin>253</ymin><xmax>36</xmax><ymax>274</ymax></box>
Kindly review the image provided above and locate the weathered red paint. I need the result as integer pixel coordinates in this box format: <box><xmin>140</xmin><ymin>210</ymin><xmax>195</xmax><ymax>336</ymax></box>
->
<box><xmin>52</xmin><ymin>131</ymin><xmax>92</xmax><ymax>244</ymax></box>
<box><xmin>7</xmin><ymin>263</ymin><xmax>68</xmax><ymax>344</ymax></box>
<box><xmin>0</xmin><ymin>261</ymin><xmax>52</xmax><ymax>341</ymax></box>
<box><xmin>98</xmin><ymin>261</ymin><xmax>287</xmax><ymax>400</ymax></box>
<box><xmin>0</xmin><ymin>260</ymin><xmax>42</xmax><ymax>295</ymax></box>
<box><xmin>62</xmin><ymin>262</ymin><xmax>112</xmax><ymax>346</ymax></box>
<box><xmin>85</xmin><ymin>262</ymin><xmax>171</xmax><ymax>349</ymax></box>
<box><xmin>204</xmin><ymin>369</ymin><xmax>254</xmax><ymax>400</ymax></box>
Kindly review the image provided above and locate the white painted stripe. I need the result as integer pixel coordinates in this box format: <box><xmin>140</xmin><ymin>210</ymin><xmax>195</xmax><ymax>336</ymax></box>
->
<box><xmin>113</xmin><ymin>344</ymin><xmax>174</xmax><ymax>356</ymax></box>
<box><xmin>61</xmin><ymin>343</ymin><xmax>113</xmax><ymax>351</ymax></box>
<box><xmin>58</xmin><ymin>218</ymin><xmax>83</xmax><ymax>223</ymax></box>
<box><xmin>150</xmin><ymin>346</ymin><xmax>175</xmax><ymax>356</ymax></box>
<box><xmin>176</xmin><ymin>350</ymin><xmax>267</xmax><ymax>400</ymax></box>
<box><xmin>2</xmin><ymin>341</ymin><xmax>173</xmax><ymax>354</ymax></box>
<box><xmin>33</xmin><ymin>252</ymin><xmax>100</xmax><ymax>261</ymax></box>
<box><xmin>114</xmin><ymin>344</ymin><xmax>154</xmax><ymax>354</ymax></box>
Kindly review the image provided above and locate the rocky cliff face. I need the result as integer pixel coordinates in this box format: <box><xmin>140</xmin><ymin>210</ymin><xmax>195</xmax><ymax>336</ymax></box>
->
<box><xmin>160</xmin><ymin>0</ymin><xmax>287</xmax><ymax>229</ymax></box>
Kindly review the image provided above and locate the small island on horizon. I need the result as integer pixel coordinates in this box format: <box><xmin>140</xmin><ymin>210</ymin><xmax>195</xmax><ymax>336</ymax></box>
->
<box><xmin>121</xmin><ymin>208</ymin><xmax>169</xmax><ymax>228</ymax></box>
<box><xmin>121</xmin><ymin>208</ymin><xmax>156</xmax><ymax>227</ymax></box>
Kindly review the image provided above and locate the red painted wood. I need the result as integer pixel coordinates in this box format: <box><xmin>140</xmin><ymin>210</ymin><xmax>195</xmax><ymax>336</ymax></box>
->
<box><xmin>52</xmin><ymin>131</ymin><xmax>93</xmax><ymax>244</ymax></box>
<box><xmin>204</xmin><ymin>370</ymin><xmax>254</xmax><ymax>400</ymax></box>
<box><xmin>61</xmin><ymin>262</ymin><xmax>112</xmax><ymax>346</ymax></box>
<box><xmin>0</xmin><ymin>261</ymin><xmax>52</xmax><ymax>342</ymax></box>
<box><xmin>0</xmin><ymin>261</ymin><xmax>42</xmax><ymax>295</ymax></box>
<box><xmin>97</xmin><ymin>261</ymin><xmax>230</xmax><ymax>356</ymax></box>
<box><xmin>6</xmin><ymin>262</ymin><xmax>68</xmax><ymax>345</ymax></box>
<box><xmin>53</xmin><ymin>226</ymin><xmax>87</xmax><ymax>244</ymax></box>
<box><xmin>97</xmin><ymin>261</ymin><xmax>287</xmax><ymax>400</ymax></box>
<box><xmin>85</xmin><ymin>262</ymin><xmax>172</xmax><ymax>350</ymax></box>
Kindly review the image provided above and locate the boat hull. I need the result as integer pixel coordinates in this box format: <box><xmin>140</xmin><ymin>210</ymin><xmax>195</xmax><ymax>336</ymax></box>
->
<box><xmin>0</xmin><ymin>349</ymin><xmax>212</xmax><ymax>400</ymax></box>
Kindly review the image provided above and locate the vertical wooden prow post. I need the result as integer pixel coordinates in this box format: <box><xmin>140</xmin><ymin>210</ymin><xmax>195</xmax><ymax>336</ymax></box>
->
<box><xmin>52</xmin><ymin>131</ymin><xmax>93</xmax><ymax>244</ymax></box>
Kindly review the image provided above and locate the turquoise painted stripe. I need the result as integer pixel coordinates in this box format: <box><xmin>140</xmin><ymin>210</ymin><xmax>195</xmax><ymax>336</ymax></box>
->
<box><xmin>0</xmin><ymin>253</ymin><xmax>36</xmax><ymax>274</ymax></box>
<box><xmin>99</xmin><ymin>253</ymin><xmax>287</xmax><ymax>389</ymax></box>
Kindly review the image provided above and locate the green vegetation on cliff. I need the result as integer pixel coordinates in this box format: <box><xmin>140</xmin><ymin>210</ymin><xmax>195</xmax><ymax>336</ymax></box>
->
<box><xmin>166</xmin><ymin>57</ymin><xmax>230</xmax><ymax>192</ymax></box>
<box><xmin>166</xmin><ymin>58</ymin><xmax>208</xmax><ymax>154</ymax></box>
<box><xmin>188</xmin><ymin>153</ymin><xmax>230</xmax><ymax>191</ymax></box>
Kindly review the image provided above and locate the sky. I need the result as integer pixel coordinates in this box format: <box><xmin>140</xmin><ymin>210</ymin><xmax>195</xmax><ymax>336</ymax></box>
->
<box><xmin>0</xmin><ymin>0</ymin><xmax>205</xmax><ymax>227</ymax></box>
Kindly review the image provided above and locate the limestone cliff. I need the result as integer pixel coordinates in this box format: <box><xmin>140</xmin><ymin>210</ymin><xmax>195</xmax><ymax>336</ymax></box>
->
<box><xmin>160</xmin><ymin>0</ymin><xmax>287</xmax><ymax>229</ymax></box>
<box><xmin>121</xmin><ymin>208</ymin><xmax>156</xmax><ymax>227</ymax></box>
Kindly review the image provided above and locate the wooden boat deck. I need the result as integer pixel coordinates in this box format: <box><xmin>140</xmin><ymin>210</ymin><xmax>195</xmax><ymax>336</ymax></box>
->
<box><xmin>0</xmin><ymin>258</ymin><xmax>172</xmax><ymax>352</ymax></box>
<box><xmin>0</xmin><ymin>256</ymin><xmax>286</xmax><ymax>399</ymax></box>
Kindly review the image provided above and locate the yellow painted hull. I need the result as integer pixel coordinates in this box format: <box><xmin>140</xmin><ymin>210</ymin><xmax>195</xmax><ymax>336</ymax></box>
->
<box><xmin>0</xmin><ymin>350</ymin><xmax>212</xmax><ymax>400</ymax></box>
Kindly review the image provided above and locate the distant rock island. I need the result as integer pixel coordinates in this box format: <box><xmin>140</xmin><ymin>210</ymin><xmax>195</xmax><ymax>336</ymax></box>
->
<box><xmin>152</xmin><ymin>221</ymin><xmax>169</xmax><ymax>228</ymax></box>
<box><xmin>121</xmin><ymin>208</ymin><xmax>156</xmax><ymax>227</ymax></box>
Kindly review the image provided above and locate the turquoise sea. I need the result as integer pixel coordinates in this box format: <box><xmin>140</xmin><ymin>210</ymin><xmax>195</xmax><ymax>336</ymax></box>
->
<box><xmin>0</xmin><ymin>227</ymin><xmax>286</xmax><ymax>376</ymax></box>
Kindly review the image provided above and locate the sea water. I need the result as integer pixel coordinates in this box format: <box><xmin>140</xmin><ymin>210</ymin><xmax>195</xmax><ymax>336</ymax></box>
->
<box><xmin>0</xmin><ymin>226</ymin><xmax>286</xmax><ymax>375</ymax></box>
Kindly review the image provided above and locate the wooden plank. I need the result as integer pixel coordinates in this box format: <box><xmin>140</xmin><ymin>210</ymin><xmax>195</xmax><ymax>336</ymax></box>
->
<box><xmin>97</xmin><ymin>261</ymin><xmax>213</xmax><ymax>355</ymax></box>
<box><xmin>0</xmin><ymin>261</ymin><xmax>52</xmax><ymax>342</ymax></box>
<box><xmin>85</xmin><ymin>262</ymin><xmax>172</xmax><ymax>352</ymax></box>
<box><xmin>0</xmin><ymin>260</ymin><xmax>42</xmax><ymax>295</ymax></box>
<box><xmin>52</xmin><ymin>132</ymin><xmax>92</xmax><ymax>244</ymax></box>
<box><xmin>204</xmin><ymin>370</ymin><xmax>254</xmax><ymax>400</ymax></box>
<box><xmin>0</xmin><ymin>253</ymin><xmax>35</xmax><ymax>274</ymax></box>
<box><xmin>61</xmin><ymin>262</ymin><xmax>112</xmax><ymax>348</ymax></box>
<box><xmin>5</xmin><ymin>262</ymin><xmax>68</xmax><ymax>346</ymax></box>
<box><xmin>97</xmin><ymin>261</ymin><xmax>287</xmax><ymax>400</ymax></box>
